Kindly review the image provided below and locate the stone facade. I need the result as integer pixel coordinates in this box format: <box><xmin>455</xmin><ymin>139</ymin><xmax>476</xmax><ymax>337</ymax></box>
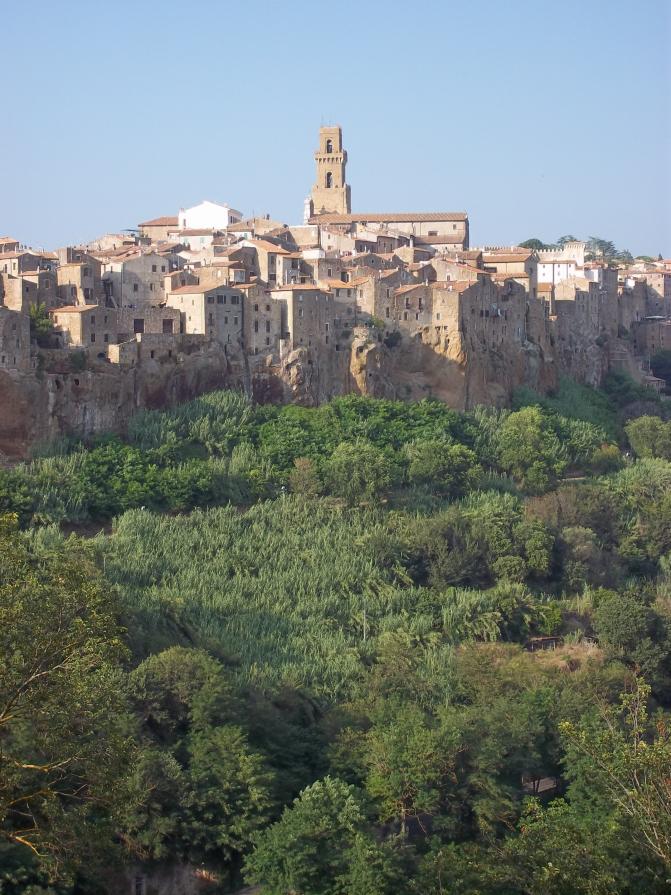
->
<box><xmin>307</xmin><ymin>126</ymin><xmax>351</xmax><ymax>218</ymax></box>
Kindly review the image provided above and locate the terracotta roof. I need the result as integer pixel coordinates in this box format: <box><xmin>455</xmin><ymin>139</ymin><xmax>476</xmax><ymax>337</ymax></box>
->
<box><xmin>319</xmin><ymin>279</ymin><xmax>357</xmax><ymax>288</ymax></box>
<box><xmin>348</xmin><ymin>276</ymin><xmax>372</xmax><ymax>286</ymax></box>
<box><xmin>537</xmin><ymin>282</ymin><xmax>553</xmax><ymax>292</ymax></box>
<box><xmin>483</xmin><ymin>252</ymin><xmax>532</xmax><ymax>263</ymax></box>
<box><xmin>395</xmin><ymin>283</ymin><xmax>424</xmax><ymax>295</ymax></box>
<box><xmin>176</xmin><ymin>228</ymin><xmax>218</xmax><ymax>237</ymax></box>
<box><xmin>168</xmin><ymin>284</ymin><xmax>208</xmax><ymax>295</ymax></box>
<box><xmin>414</xmin><ymin>234</ymin><xmax>464</xmax><ymax>245</ymax></box>
<box><xmin>0</xmin><ymin>236</ymin><xmax>19</xmax><ymax>245</ymax></box>
<box><xmin>309</xmin><ymin>212</ymin><xmax>468</xmax><ymax>224</ymax></box>
<box><xmin>432</xmin><ymin>280</ymin><xmax>476</xmax><ymax>293</ymax></box>
<box><xmin>246</xmin><ymin>239</ymin><xmax>289</xmax><ymax>255</ymax></box>
<box><xmin>50</xmin><ymin>304</ymin><xmax>98</xmax><ymax>313</ymax></box>
<box><xmin>492</xmin><ymin>272</ymin><xmax>529</xmax><ymax>279</ymax></box>
<box><xmin>272</xmin><ymin>284</ymin><xmax>325</xmax><ymax>292</ymax></box>
<box><xmin>139</xmin><ymin>216</ymin><xmax>178</xmax><ymax>227</ymax></box>
<box><xmin>169</xmin><ymin>283</ymin><xmax>243</xmax><ymax>295</ymax></box>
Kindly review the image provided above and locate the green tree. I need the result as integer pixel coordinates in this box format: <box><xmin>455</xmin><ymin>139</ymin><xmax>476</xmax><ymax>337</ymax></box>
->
<box><xmin>364</xmin><ymin>703</ymin><xmax>459</xmax><ymax>835</ymax></box>
<box><xmin>324</xmin><ymin>440</ymin><xmax>393</xmax><ymax>505</ymax></box>
<box><xmin>405</xmin><ymin>439</ymin><xmax>480</xmax><ymax>498</ymax></box>
<box><xmin>28</xmin><ymin>303</ymin><xmax>55</xmax><ymax>348</ymax></box>
<box><xmin>244</xmin><ymin>776</ymin><xmax>380</xmax><ymax>895</ymax></box>
<box><xmin>625</xmin><ymin>415</ymin><xmax>671</xmax><ymax>460</ymax></box>
<box><xmin>562</xmin><ymin>679</ymin><xmax>671</xmax><ymax>870</ymax></box>
<box><xmin>0</xmin><ymin>516</ymin><xmax>132</xmax><ymax>867</ymax></box>
<box><xmin>496</xmin><ymin>406</ymin><xmax>566</xmax><ymax>493</ymax></box>
<box><xmin>556</xmin><ymin>234</ymin><xmax>579</xmax><ymax>247</ymax></box>
<box><xmin>289</xmin><ymin>456</ymin><xmax>322</xmax><ymax>498</ymax></box>
<box><xmin>519</xmin><ymin>238</ymin><xmax>549</xmax><ymax>251</ymax></box>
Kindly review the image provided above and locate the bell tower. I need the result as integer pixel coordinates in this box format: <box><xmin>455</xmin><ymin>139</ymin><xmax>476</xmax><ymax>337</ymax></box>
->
<box><xmin>308</xmin><ymin>125</ymin><xmax>351</xmax><ymax>218</ymax></box>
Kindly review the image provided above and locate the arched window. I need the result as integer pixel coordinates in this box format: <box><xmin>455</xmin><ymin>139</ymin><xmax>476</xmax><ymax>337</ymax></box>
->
<box><xmin>326</xmin><ymin>172</ymin><xmax>333</xmax><ymax>188</ymax></box>
<box><xmin>325</xmin><ymin>138</ymin><xmax>333</xmax><ymax>153</ymax></box>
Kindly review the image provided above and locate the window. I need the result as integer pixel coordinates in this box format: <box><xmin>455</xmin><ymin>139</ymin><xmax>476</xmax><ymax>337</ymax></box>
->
<box><xmin>385</xmin><ymin>307</ymin><xmax>390</xmax><ymax>317</ymax></box>
<box><xmin>266</xmin><ymin>336</ymin><xmax>270</xmax><ymax>346</ymax></box>
<box><xmin>217</xmin><ymin>294</ymin><xmax>224</xmax><ymax>304</ymax></box>
<box><xmin>254</xmin><ymin>303</ymin><xmax>259</xmax><ymax>312</ymax></box>
<box><xmin>104</xmin><ymin>315</ymin><xmax>108</xmax><ymax>323</ymax></box>
<box><xmin>327</xmin><ymin>268</ymin><xmax>332</xmax><ymax>277</ymax></box>
<box><xmin>266</xmin><ymin>304</ymin><xmax>270</xmax><ymax>311</ymax></box>
<box><xmin>161</xmin><ymin>265</ymin><xmax>166</xmax><ymax>272</ymax></box>
<box><xmin>134</xmin><ymin>318</ymin><xmax>145</xmax><ymax>333</ymax></box>
<box><xmin>103</xmin><ymin>333</ymin><xmax>109</xmax><ymax>343</ymax></box>
<box><xmin>231</xmin><ymin>295</ymin><xmax>239</xmax><ymax>305</ymax></box>
<box><xmin>208</xmin><ymin>313</ymin><xmax>213</xmax><ymax>325</ymax></box>
<box><xmin>224</xmin><ymin>316</ymin><xmax>228</xmax><ymax>324</ymax></box>
<box><xmin>150</xmin><ymin>350</ymin><xmax>155</xmax><ymax>359</ymax></box>
<box><xmin>90</xmin><ymin>316</ymin><xmax>96</xmax><ymax>325</ymax></box>
<box><xmin>326</xmin><ymin>138</ymin><xmax>333</xmax><ymax>153</ymax></box>
<box><xmin>326</xmin><ymin>172</ymin><xmax>333</xmax><ymax>188</ymax></box>
<box><xmin>83</xmin><ymin>266</ymin><xmax>90</xmax><ymax>276</ymax></box>
<box><xmin>90</xmin><ymin>332</ymin><xmax>96</xmax><ymax>343</ymax></box>
<box><xmin>150</xmin><ymin>283</ymin><xmax>154</xmax><ymax>291</ymax></box>
<box><xmin>298</xmin><ymin>308</ymin><xmax>304</xmax><ymax>318</ymax></box>
<box><xmin>71</xmin><ymin>286</ymin><xmax>76</xmax><ymax>298</ymax></box>
<box><xmin>265</xmin><ymin>321</ymin><xmax>270</xmax><ymax>332</ymax></box>
<box><xmin>254</xmin><ymin>320</ymin><xmax>259</xmax><ymax>333</ymax></box>
<box><xmin>151</xmin><ymin>264</ymin><xmax>157</xmax><ymax>273</ymax></box>
<box><xmin>428</xmin><ymin>230</ymin><xmax>438</xmax><ymax>236</ymax></box>
<box><xmin>207</xmin><ymin>296</ymin><xmax>214</xmax><ymax>303</ymax></box>
<box><xmin>133</xmin><ymin>283</ymin><xmax>138</xmax><ymax>292</ymax></box>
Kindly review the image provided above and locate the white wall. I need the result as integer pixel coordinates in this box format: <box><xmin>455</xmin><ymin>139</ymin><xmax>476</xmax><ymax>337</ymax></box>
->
<box><xmin>178</xmin><ymin>201</ymin><xmax>242</xmax><ymax>231</ymax></box>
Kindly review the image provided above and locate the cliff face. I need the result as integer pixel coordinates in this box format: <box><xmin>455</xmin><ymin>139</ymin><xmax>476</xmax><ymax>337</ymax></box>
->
<box><xmin>0</xmin><ymin>345</ymin><xmax>246</xmax><ymax>461</ymax></box>
<box><xmin>268</xmin><ymin>327</ymin><xmax>558</xmax><ymax>410</ymax></box>
<box><xmin>0</xmin><ymin>328</ymin><xmax>640</xmax><ymax>462</ymax></box>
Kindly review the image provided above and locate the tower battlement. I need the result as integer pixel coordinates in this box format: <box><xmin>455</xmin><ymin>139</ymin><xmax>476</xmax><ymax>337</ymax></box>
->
<box><xmin>307</xmin><ymin>125</ymin><xmax>351</xmax><ymax>218</ymax></box>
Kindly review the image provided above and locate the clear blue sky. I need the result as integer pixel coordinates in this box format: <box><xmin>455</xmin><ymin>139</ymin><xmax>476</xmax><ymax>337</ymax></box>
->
<box><xmin>2</xmin><ymin>0</ymin><xmax>670</xmax><ymax>256</ymax></box>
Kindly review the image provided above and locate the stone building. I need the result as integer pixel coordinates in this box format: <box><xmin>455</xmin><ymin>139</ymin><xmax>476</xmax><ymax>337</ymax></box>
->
<box><xmin>0</xmin><ymin>306</ymin><xmax>31</xmax><ymax>370</ymax></box>
<box><xmin>137</xmin><ymin>216</ymin><xmax>179</xmax><ymax>242</ymax></box>
<box><xmin>0</xmin><ymin>237</ymin><xmax>21</xmax><ymax>254</ymax></box>
<box><xmin>165</xmin><ymin>283</ymin><xmax>243</xmax><ymax>346</ymax></box>
<box><xmin>306</xmin><ymin>126</ymin><xmax>351</xmax><ymax>218</ymax></box>
<box><xmin>310</xmin><ymin>212</ymin><xmax>469</xmax><ymax>249</ymax></box>
<box><xmin>116</xmin><ymin>306</ymin><xmax>181</xmax><ymax>343</ymax></box>
<box><xmin>57</xmin><ymin>256</ymin><xmax>104</xmax><ymax>306</ymax></box>
<box><xmin>50</xmin><ymin>305</ymin><xmax>117</xmax><ymax>350</ymax></box>
<box><xmin>102</xmin><ymin>251</ymin><xmax>170</xmax><ymax>308</ymax></box>
<box><xmin>0</xmin><ymin>273</ymin><xmax>40</xmax><ymax>312</ymax></box>
<box><xmin>0</xmin><ymin>251</ymin><xmax>44</xmax><ymax>276</ymax></box>
<box><xmin>240</xmin><ymin>283</ymin><xmax>283</xmax><ymax>356</ymax></box>
<box><xmin>270</xmin><ymin>284</ymin><xmax>336</xmax><ymax>350</ymax></box>
<box><xmin>482</xmin><ymin>250</ymin><xmax>536</xmax><ymax>294</ymax></box>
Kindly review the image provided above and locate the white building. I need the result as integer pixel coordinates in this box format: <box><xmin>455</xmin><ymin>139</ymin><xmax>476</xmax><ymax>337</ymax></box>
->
<box><xmin>537</xmin><ymin>242</ymin><xmax>586</xmax><ymax>286</ymax></box>
<box><xmin>178</xmin><ymin>200</ymin><xmax>243</xmax><ymax>232</ymax></box>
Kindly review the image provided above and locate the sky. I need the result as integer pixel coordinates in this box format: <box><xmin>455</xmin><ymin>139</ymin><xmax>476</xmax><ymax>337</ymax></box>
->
<box><xmin>1</xmin><ymin>0</ymin><xmax>670</xmax><ymax>256</ymax></box>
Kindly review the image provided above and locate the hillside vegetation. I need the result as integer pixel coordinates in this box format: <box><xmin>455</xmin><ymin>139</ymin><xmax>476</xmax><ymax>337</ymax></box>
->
<box><xmin>3</xmin><ymin>376</ymin><xmax>671</xmax><ymax>894</ymax></box>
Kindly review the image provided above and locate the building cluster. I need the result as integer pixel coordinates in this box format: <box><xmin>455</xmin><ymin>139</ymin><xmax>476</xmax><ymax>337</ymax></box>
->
<box><xmin>1</xmin><ymin>127</ymin><xmax>669</xmax><ymax>394</ymax></box>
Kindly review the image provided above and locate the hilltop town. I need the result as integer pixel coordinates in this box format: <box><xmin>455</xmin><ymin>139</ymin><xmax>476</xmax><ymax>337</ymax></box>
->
<box><xmin>1</xmin><ymin>125</ymin><xmax>669</xmax><ymax>458</ymax></box>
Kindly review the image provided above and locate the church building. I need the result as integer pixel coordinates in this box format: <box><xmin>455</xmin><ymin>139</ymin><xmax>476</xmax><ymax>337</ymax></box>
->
<box><xmin>304</xmin><ymin>126</ymin><xmax>469</xmax><ymax>250</ymax></box>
